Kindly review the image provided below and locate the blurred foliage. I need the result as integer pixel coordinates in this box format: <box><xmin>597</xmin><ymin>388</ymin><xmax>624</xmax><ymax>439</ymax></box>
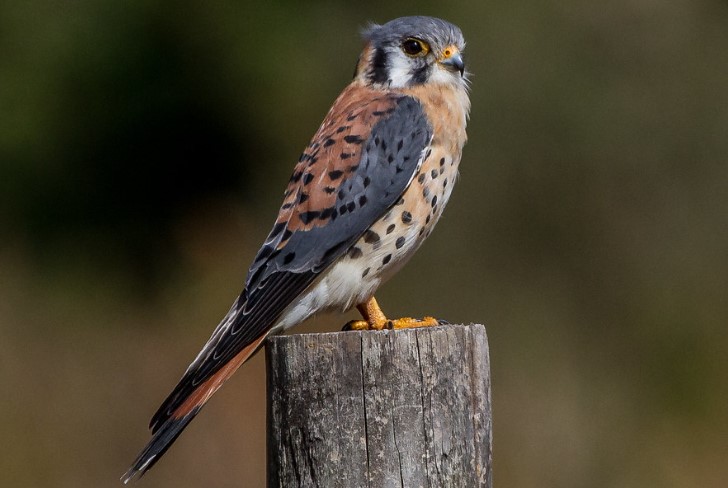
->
<box><xmin>1</xmin><ymin>1</ymin><xmax>727</xmax><ymax>487</ymax></box>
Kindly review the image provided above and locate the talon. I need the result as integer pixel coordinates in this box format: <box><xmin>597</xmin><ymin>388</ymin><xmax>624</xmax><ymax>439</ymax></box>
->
<box><xmin>345</xmin><ymin>297</ymin><xmax>445</xmax><ymax>331</ymax></box>
<box><xmin>390</xmin><ymin>316</ymin><xmax>441</xmax><ymax>329</ymax></box>
<box><xmin>342</xmin><ymin>320</ymin><xmax>369</xmax><ymax>331</ymax></box>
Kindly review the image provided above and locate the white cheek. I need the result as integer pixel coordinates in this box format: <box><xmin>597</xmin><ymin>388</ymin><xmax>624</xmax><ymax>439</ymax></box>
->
<box><xmin>386</xmin><ymin>52</ymin><xmax>413</xmax><ymax>88</ymax></box>
<box><xmin>429</xmin><ymin>67</ymin><xmax>460</xmax><ymax>87</ymax></box>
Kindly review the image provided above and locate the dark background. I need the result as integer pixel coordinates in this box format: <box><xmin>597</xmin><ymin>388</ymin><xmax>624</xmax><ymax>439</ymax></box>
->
<box><xmin>2</xmin><ymin>1</ymin><xmax>727</xmax><ymax>487</ymax></box>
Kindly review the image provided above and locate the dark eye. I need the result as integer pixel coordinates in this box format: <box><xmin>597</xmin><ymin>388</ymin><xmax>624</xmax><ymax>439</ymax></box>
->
<box><xmin>402</xmin><ymin>38</ymin><xmax>429</xmax><ymax>56</ymax></box>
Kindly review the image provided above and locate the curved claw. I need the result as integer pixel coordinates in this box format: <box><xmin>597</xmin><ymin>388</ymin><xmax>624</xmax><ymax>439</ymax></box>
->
<box><xmin>342</xmin><ymin>320</ymin><xmax>367</xmax><ymax>331</ymax></box>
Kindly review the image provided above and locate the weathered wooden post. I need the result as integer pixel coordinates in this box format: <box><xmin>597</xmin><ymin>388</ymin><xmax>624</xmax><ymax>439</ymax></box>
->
<box><xmin>266</xmin><ymin>323</ymin><xmax>492</xmax><ymax>487</ymax></box>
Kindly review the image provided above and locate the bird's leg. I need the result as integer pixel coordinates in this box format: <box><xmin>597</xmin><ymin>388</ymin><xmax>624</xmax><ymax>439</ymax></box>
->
<box><xmin>343</xmin><ymin>296</ymin><xmax>442</xmax><ymax>330</ymax></box>
<box><xmin>344</xmin><ymin>296</ymin><xmax>389</xmax><ymax>330</ymax></box>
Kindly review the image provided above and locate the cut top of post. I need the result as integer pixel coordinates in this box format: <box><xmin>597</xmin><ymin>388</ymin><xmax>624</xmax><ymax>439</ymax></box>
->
<box><xmin>266</xmin><ymin>323</ymin><xmax>492</xmax><ymax>488</ymax></box>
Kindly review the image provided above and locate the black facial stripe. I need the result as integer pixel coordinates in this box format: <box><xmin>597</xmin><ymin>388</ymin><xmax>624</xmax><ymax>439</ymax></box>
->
<box><xmin>368</xmin><ymin>47</ymin><xmax>388</xmax><ymax>84</ymax></box>
<box><xmin>410</xmin><ymin>63</ymin><xmax>431</xmax><ymax>85</ymax></box>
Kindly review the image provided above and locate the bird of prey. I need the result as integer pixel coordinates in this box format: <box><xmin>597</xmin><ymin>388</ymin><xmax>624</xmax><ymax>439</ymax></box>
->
<box><xmin>123</xmin><ymin>15</ymin><xmax>470</xmax><ymax>483</ymax></box>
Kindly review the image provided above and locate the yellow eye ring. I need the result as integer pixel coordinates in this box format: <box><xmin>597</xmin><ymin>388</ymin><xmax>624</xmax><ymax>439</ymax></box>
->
<box><xmin>402</xmin><ymin>38</ymin><xmax>430</xmax><ymax>57</ymax></box>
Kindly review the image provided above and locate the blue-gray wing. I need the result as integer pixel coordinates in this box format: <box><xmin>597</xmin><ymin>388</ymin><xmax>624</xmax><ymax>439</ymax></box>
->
<box><xmin>125</xmin><ymin>87</ymin><xmax>431</xmax><ymax>482</ymax></box>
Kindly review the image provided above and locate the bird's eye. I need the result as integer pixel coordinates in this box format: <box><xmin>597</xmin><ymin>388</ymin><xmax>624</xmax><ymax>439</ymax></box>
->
<box><xmin>402</xmin><ymin>38</ymin><xmax>429</xmax><ymax>57</ymax></box>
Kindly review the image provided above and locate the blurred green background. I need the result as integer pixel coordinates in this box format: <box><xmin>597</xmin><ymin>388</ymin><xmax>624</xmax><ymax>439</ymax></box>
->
<box><xmin>2</xmin><ymin>1</ymin><xmax>727</xmax><ymax>487</ymax></box>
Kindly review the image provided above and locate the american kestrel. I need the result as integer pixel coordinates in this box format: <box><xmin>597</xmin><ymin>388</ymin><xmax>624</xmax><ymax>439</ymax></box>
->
<box><xmin>123</xmin><ymin>15</ymin><xmax>469</xmax><ymax>482</ymax></box>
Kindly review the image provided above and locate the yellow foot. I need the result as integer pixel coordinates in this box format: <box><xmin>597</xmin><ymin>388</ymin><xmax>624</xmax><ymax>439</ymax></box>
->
<box><xmin>389</xmin><ymin>316</ymin><xmax>442</xmax><ymax>329</ymax></box>
<box><xmin>342</xmin><ymin>316</ymin><xmax>446</xmax><ymax>331</ymax></box>
<box><xmin>341</xmin><ymin>296</ymin><xmax>448</xmax><ymax>331</ymax></box>
<box><xmin>342</xmin><ymin>319</ymin><xmax>376</xmax><ymax>331</ymax></box>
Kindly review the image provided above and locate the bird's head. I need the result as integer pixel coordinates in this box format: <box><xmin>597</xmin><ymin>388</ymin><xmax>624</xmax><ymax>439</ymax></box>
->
<box><xmin>355</xmin><ymin>16</ymin><xmax>467</xmax><ymax>89</ymax></box>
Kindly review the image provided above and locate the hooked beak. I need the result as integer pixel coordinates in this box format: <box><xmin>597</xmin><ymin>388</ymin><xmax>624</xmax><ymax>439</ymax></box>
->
<box><xmin>438</xmin><ymin>49</ymin><xmax>465</xmax><ymax>76</ymax></box>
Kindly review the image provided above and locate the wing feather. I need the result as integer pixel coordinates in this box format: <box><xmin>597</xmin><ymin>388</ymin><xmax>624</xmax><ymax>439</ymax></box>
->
<box><xmin>126</xmin><ymin>83</ymin><xmax>432</xmax><ymax>480</ymax></box>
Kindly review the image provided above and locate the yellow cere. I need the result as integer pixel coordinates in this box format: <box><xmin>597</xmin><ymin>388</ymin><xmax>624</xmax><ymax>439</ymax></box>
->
<box><xmin>439</xmin><ymin>44</ymin><xmax>459</xmax><ymax>61</ymax></box>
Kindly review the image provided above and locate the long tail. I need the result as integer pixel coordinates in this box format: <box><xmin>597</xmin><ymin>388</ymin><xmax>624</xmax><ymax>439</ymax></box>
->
<box><xmin>121</xmin><ymin>333</ymin><xmax>268</xmax><ymax>483</ymax></box>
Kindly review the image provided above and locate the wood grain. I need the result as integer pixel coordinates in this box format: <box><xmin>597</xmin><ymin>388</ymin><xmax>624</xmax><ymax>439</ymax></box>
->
<box><xmin>266</xmin><ymin>324</ymin><xmax>492</xmax><ymax>487</ymax></box>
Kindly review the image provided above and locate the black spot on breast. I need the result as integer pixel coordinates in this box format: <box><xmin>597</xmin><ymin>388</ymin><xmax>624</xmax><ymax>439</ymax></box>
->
<box><xmin>359</xmin><ymin>195</ymin><xmax>367</xmax><ymax>206</ymax></box>
<box><xmin>337</xmin><ymin>125</ymin><xmax>350</xmax><ymax>133</ymax></box>
<box><xmin>282</xmin><ymin>229</ymin><xmax>293</xmax><ymax>241</ymax></box>
<box><xmin>386</xmin><ymin>224</ymin><xmax>395</xmax><ymax>234</ymax></box>
<box><xmin>397</xmin><ymin>140</ymin><xmax>404</xmax><ymax>151</ymax></box>
<box><xmin>418</xmin><ymin>173</ymin><xmax>426</xmax><ymax>184</ymax></box>
<box><xmin>338</xmin><ymin>189</ymin><xmax>346</xmax><ymax>200</ymax></box>
<box><xmin>431</xmin><ymin>195</ymin><xmax>438</xmax><ymax>207</ymax></box>
<box><xmin>329</xmin><ymin>170</ymin><xmax>344</xmax><ymax>180</ymax></box>
<box><xmin>362</xmin><ymin>267</ymin><xmax>370</xmax><ymax>278</ymax></box>
<box><xmin>298</xmin><ymin>193</ymin><xmax>309</xmax><ymax>203</ymax></box>
<box><xmin>282</xmin><ymin>202</ymin><xmax>294</xmax><ymax>210</ymax></box>
<box><xmin>396</xmin><ymin>198</ymin><xmax>405</xmax><ymax>206</ymax></box>
<box><xmin>324</xmin><ymin>186</ymin><xmax>336</xmax><ymax>194</ymax></box>
<box><xmin>382</xmin><ymin>254</ymin><xmax>392</xmax><ymax>265</ymax></box>
<box><xmin>344</xmin><ymin>135</ymin><xmax>364</xmax><ymax>144</ymax></box>
<box><xmin>364</xmin><ymin>230</ymin><xmax>380</xmax><ymax>243</ymax></box>
<box><xmin>283</xmin><ymin>252</ymin><xmax>296</xmax><ymax>265</ymax></box>
<box><xmin>443</xmin><ymin>178</ymin><xmax>448</xmax><ymax>188</ymax></box>
<box><xmin>299</xmin><ymin>211</ymin><xmax>321</xmax><ymax>224</ymax></box>
<box><xmin>290</xmin><ymin>171</ymin><xmax>303</xmax><ymax>183</ymax></box>
<box><xmin>341</xmin><ymin>152</ymin><xmax>352</xmax><ymax>160</ymax></box>
<box><xmin>324</xmin><ymin>138</ymin><xmax>335</xmax><ymax>147</ymax></box>
<box><xmin>348</xmin><ymin>246</ymin><xmax>363</xmax><ymax>259</ymax></box>
<box><xmin>363</xmin><ymin>176</ymin><xmax>371</xmax><ymax>187</ymax></box>
<box><xmin>303</xmin><ymin>173</ymin><xmax>315</xmax><ymax>185</ymax></box>
<box><xmin>396</xmin><ymin>236</ymin><xmax>405</xmax><ymax>249</ymax></box>
<box><xmin>440</xmin><ymin>157</ymin><xmax>446</xmax><ymax>166</ymax></box>
<box><xmin>423</xmin><ymin>187</ymin><xmax>430</xmax><ymax>198</ymax></box>
<box><xmin>431</xmin><ymin>169</ymin><xmax>438</xmax><ymax>179</ymax></box>
<box><xmin>347</xmin><ymin>201</ymin><xmax>356</xmax><ymax>213</ymax></box>
<box><xmin>426</xmin><ymin>214</ymin><xmax>431</xmax><ymax>224</ymax></box>
<box><xmin>401</xmin><ymin>211</ymin><xmax>412</xmax><ymax>224</ymax></box>
<box><xmin>388</xmin><ymin>155</ymin><xmax>394</xmax><ymax>163</ymax></box>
